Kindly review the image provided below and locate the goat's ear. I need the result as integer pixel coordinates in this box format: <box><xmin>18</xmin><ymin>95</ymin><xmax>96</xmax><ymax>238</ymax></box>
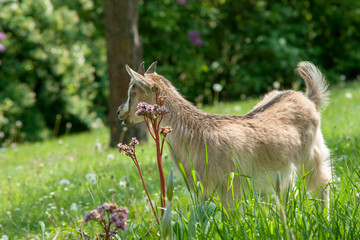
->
<box><xmin>145</xmin><ymin>61</ymin><xmax>157</xmax><ymax>74</ymax></box>
<box><xmin>125</xmin><ymin>64</ymin><xmax>153</xmax><ymax>93</ymax></box>
<box><xmin>137</xmin><ymin>61</ymin><xmax>145</xmax><ymax>76</ymax></box>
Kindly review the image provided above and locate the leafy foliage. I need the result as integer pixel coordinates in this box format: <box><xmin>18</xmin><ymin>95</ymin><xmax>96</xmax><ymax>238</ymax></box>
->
<box><xmin>0</xmin><ymin>0</ymin><xmax>106</xmax><ymax>142</ymax></box>
<box><xmin>141</xmin><ymin>0</ymin><xmax>360</xmax><ymax>102</ymax></box>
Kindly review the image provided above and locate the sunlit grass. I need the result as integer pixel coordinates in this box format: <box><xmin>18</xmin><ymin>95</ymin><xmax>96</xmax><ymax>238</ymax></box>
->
<box><xmin>0</xmin><ymin>81</ymin><xmax>359</xmax><ymax>239</ymax></box>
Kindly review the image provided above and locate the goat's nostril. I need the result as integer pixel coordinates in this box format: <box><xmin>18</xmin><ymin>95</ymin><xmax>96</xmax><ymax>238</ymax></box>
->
<box><xmin>117</xmin><ymin>109</ymin><xmax>120</xmax><ymax>115</ymax></box>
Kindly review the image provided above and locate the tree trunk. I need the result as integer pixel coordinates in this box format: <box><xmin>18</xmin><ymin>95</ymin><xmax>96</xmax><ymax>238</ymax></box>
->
<box><xmin>104</xmin><ymin>0</ymin><xmax>147</xmax><ymax>147</ymax></box>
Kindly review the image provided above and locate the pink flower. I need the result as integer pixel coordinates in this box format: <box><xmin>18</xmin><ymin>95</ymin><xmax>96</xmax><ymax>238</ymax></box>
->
<box><xmin>136</xmin><ymin>102</ymin><xmax>169</xmax><ymax>119</ymax></box>
<box><xmin>187</xmin><ymin>30</ymin><xmax>203</xmax><ymax>46</ymax></box>
<box><xmin>177</xmin><ymin>0</ymin><xmax>186</xmax><ymax>5</ymax></box>
<box><xmin>0</xmin><ymin>44</ymin><xmax>5</xmax><ymax>53</ymax></box>
<box><xmin>0</xmin><ymin>32</ymin><xmax>5</xmax><ymax>41</ymax></box>
<box><xmin>84</xmin><ymin>210</ymin><xmax>102</xmax><ymax>224</ymax></box>
<box><xmin>130</xmin><ymin>137</ymin><xmax>139</xmax><ymax>146</ymax></box>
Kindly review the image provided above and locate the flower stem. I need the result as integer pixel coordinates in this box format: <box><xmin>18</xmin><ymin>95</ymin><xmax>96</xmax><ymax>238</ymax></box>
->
<box><xmin>145</xmin><ymin>118</ymin><xmax>156</xmax><ymax>140</ymax></box>
<box><xmin>134</xmin><ymin>157</ymin><xmax>160</xmax><ymax>225</ymax></box>
<box><xmin>154</xmin><ymin>128</ymin><xmax>166</xmax><ymax>217</ymax></box>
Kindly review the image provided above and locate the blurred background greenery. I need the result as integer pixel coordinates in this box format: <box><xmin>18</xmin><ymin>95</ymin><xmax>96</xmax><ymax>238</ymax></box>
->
<box><xmin>0</xmin><ymin>0</ymin><xmax>359</xmax><ymax>144</ymax></box>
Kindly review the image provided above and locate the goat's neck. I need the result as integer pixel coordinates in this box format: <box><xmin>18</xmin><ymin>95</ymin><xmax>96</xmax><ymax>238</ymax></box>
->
<box><xmin>161</xmin><ymin>90</ymin><xmax>205</xmax><ymax>145</ymax></box>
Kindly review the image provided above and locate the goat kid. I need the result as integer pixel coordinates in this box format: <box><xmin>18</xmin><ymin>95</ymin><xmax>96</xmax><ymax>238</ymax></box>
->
<box><xmin>118</xmin><ymin>61</ymin><xmax>331</xmax><ymax>207</ymax></box>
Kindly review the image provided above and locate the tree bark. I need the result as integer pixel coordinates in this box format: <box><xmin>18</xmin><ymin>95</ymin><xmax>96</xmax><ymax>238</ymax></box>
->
<box><xmin>104</xmin><ymin>0</ymin><xmax>147</xmax><ymax>147</ymax></box>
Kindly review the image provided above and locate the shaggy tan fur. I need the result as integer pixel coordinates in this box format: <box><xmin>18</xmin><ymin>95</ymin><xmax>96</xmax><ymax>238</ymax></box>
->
<box><xmin>118</xmin><ymin>61</ymin><xmax>331</xmax><ymax>207</ymax></box>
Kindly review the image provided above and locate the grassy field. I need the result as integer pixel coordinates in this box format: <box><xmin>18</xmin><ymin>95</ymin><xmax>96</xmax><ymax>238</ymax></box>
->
<box><xmin>1</xmin><ymin>81</ymin><xmax>360</xmax><ymax>239</ymax></box>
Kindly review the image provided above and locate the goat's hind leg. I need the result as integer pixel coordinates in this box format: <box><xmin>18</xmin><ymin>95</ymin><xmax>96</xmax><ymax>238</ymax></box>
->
<box><xmin>303</xmin><ymin>140</ymin><xmax>332</xmax><ymax>211</ymax></box>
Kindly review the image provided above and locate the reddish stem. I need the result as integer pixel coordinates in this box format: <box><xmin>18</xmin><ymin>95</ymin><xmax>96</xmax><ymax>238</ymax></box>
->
<box><xmin>153</xmin><ymin>123</ymin><xmax>166</xmax><ymax>217</ymax></box>
<box><xmin>155</xmin><ymin>91</ymin><xmax>159</xmax><ymax>104</ymax></box>
<box><xmin>154</xmin><ymin>93</ymin><xmax>167</xmax><ymax>217</ymax></box>
<box><xmin>104</xmin><ymin>221</ymin><xmax>111</xmax><ymax>240</ymax></box>
<box><xmin>160</xmin><ymin>138</ymin><xmax>165</xmax><ymax>156</ymax></box>
<box><xmin>130</xmin><ymin>91</ymin><xmax>167</xmax><ymax>223</ymax></box>
<box><xmin>157</xmin><ymin>115</ymin><xmax>163</xmax><ymax>130</ymax></box>
<box><xmin>144</xmin><ymin>118</ymin><xmax>156</xmax><ymax>140</ymax></box>
<box><xmin>133</xmin><ymin>156</ymin><xmax>160</xmax><ymax>225</ymax></box>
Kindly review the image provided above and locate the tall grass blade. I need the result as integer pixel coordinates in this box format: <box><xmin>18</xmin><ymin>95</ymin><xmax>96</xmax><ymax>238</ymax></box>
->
<box><xmin>39</xmin><ymin>221</ymin><xmax>46</xmax><ymax>240</ymax></box>
<box><xmin>205</xmin><ymin>138</ymin><xmax>209</xmax><ymax>197</ymax></box>
<box><xmin>164</xmin><ymin>138</ymin><xmax>193</xmax><ymax>200</ymax></box>
<box><xmin>188</xmin><ymin>210</ymin><xmax>196</xmax><ymax>239</ymax></box>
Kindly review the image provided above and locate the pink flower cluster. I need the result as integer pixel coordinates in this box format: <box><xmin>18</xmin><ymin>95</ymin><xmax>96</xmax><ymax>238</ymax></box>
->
<box><xmin>136</xmin><ymin>102</ymin><xmax>169</xmax><ymax>119</ymax></box>
<box><xmin>84</xmin><ymin>202</ymin><xmax>129</xmax><ymax>231</ymax></box>
<box><xmin>118</xmin><ymin>137</ymin><xmax>139</xmax><ymax>157</ymax></box>
<box><xmin>84</xmin><ymin>209</ymin><xmax>105</xmax><ymax>224</ymax></box>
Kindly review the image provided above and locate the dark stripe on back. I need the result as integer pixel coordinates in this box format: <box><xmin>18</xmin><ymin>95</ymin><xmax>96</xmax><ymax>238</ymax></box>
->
<box><xmin>176</xmin><ymin>90</ymin><xmax>294</xmax><ymax>124</ymax></box>
<box><xmin>244</xmin><ymin>90</ymin><xmax>293</xmax><ymax>118</ymax></box>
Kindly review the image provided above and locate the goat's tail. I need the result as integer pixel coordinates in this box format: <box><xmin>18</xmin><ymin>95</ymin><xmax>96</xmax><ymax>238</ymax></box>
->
<box><xmin>297</xmin><ymin>61</ymin><xmax>329</xmax><ymax>111</ymax></box>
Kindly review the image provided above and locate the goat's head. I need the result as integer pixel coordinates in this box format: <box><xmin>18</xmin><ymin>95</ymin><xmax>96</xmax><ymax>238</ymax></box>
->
<box><xmin>118</xmin><ymin>61</ymin><xmax>159</xmax><ymax>125</ymax></box>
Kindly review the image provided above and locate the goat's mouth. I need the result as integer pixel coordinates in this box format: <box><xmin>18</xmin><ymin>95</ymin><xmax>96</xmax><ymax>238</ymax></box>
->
<box><xmin>119</xmin><ymin>115</ymin><xmax>128</xmax><ymax>123</ymax></box>
<box><xmin>119</xmin><ymin>116</ymin><xmax>134</xmax><ymax>126</ymax></box>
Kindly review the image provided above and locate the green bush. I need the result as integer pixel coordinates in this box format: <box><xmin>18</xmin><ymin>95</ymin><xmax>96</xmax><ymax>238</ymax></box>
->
<box><xmin>0</xmin><ymin>0</ymin><xmax>106</xmax><ymax>143</ymax></box>
<box><xmin>141</xmin><ymin>0</ymin><xmax>360</xmax><ymax>102</ymax></box>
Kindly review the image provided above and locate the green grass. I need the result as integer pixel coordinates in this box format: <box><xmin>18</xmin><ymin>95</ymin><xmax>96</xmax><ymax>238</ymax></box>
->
<box><xmin>1</xmin><ymin>82</ymin><xmax>360</xmax><ymax>239</ymax></box>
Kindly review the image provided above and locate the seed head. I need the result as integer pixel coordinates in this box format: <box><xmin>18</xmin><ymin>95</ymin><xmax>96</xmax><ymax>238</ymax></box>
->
<box><xmin>160</xmin><ymin>126</ymin><xmax>172</xmax><ymax>138</ymax></box>
<box><xmin>130</xmin><ymin>137</ymin><xmax>139</xmax><ymax>146</ymax></box>
<box><xmin>117</xmin><ymin>143</ymin><xmax>135</xmax><ymax>157</ymax></box>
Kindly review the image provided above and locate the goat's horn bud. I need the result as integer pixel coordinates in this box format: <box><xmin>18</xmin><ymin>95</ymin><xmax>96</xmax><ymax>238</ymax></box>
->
<box><xmin>138</xmin><ymin>61</ymin><xmax>145</xmax><ymax>76</ymax></box>
<box><xmin>146</xmin><ymin>61</ymin><xmax>157</xmax><ymax>74</ymax></box>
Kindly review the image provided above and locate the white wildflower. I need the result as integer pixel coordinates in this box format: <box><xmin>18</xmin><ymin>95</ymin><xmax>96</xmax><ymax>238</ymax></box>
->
<box><xmin>15</xmin><ymin>121</ymin><xmax>23</xmax><ymax>128</ymax></box>
<box><xmin>70</xmin><ymin>203</ymin><xmax>78</xmax><ymax>211</ymax></box>
<box><xmin>273</xmin><ymin>81</ymin><xmax>280</xmax><ymax>89</ymax></box>
<box><xmin>1</xmin><ymin>235</ymin><xmax>9</xmax><ymax>240</ymax></box>
<box><xmin>212</xmin><ymin>83</ymin><xmax>223</xmax><ymax>92</ymax></box>
<box><xmin>233</xmin><ymin>105</ymin><xmax>242</xmax><ymax>111</ymax></box>
<box><xmin>86</xmin><ymin>173</ymin><xmax>97</xmax><ymax>185</ymax></box>
<box><xmin>119</xmin><ymin>180</ymin><xmax>126</xmax><ymax>187</ymax></box>
<box><xmin>345</xmin><ymin>92</ymin><xmax>352</xmax><ymax>99</ymax></box>
<box><xmin>107</xmin><ymin>153</ymin><xmax>115</xmax><ymax>161</ymax></box>
<box><xmin>95</xmin><ymin>141</ymin><xmax>102</xmax><ymax>152</ymax></box>
<box><xmin>59</xmin><ymin>179</ymin><xmax>70</xmax><ymax>186</ymax></box>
